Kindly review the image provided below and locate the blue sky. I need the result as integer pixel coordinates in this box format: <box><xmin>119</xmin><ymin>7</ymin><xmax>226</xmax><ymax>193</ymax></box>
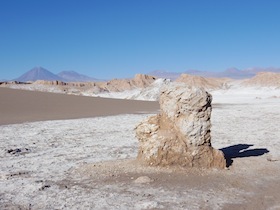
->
<box><xmin>0</xmin><ymin>0</ymin><xmax>280</xmax><ymax>79</ymax></box>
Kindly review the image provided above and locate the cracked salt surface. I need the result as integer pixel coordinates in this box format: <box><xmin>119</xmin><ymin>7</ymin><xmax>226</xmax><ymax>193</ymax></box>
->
<box><xmin>1</xmin><ymin>95</ymin><xmax>280</xmax><ymax>209</ymax></box>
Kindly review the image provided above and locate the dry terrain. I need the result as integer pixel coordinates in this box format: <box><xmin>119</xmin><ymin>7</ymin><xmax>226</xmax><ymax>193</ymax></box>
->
<box><xmin>0</xmin><ymin>82</ymin><xmax>280</xmax><ymax>209</ymax></box>
<box><xmin>0</xmin><ymin>87</ymin><xmax>158</xmax><ymax>125</ymax></box>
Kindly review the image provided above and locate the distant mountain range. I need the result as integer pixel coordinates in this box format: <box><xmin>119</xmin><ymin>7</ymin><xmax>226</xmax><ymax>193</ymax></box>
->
<box><xmin>149</xmin><ymin>67</ymin><xmax>280</xmax><ymax>80</ymax></box>
<box><xmin>15</xmin><ymin>67</ymin><xmax>100</xmax><ymax>82</ymax></box>
<box><xmin>10</xmin><ymin>66</ymin><xmax>280</xmax><ymax>83</ymax></box>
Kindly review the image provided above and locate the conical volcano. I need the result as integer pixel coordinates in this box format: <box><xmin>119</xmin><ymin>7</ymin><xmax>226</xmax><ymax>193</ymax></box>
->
<box><xmin>16</xmin><ymin>66</ymin><xmax>63</xmax><ymax>82</ymax></box>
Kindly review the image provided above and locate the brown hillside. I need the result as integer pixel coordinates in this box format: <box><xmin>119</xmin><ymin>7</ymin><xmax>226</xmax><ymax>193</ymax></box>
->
<box><xmin>175</xmin><ymin>74</ymin><xmax>230</xmax><ymax>89</ymax></box>
<box><xmin>242</xmin><ymin>72</ymin><xmax>280</xmax><ymax>87</ymax></box>
<box><xmin>97</xmin><ymin>74</ymin><xmax>156</xmax><ymax>92</ymax></box>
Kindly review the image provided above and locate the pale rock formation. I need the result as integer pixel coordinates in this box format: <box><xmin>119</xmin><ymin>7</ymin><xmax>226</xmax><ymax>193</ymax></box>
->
<box><xmin>0</xmin><ymin>81</ymin><xmax>30</xmax><ymax>86</ymax></box>
<box><xmin>33</xmin><ymin>80</ymin><xmax>99</xmax><ymax>88</ymax></box>
<box><xmin>0</xmin><ymin>74</ymin><xmax>161</xmax><ymax>100</ymax></box>
<box><xmin>130</xmin><ymin>78</ymin><xmax>171</xmax><ymax>101</ymax></box>
<box><xmin>136</xmin><ymin>83</ymin><xmax>226</xmax><ymax>168</ymax></box>
<box><xmin>68</xmin><ymin>82</ymin><xmax>96</xmax><ymax>88</ymax></box>
<box><xmin>176</xmin><ymin>73</ymin><xmax>230</xmax><ymax>90</ymax></box>
<box><xmin>33</xmin><ymin>80</ymin><xmax>67</xmax><ymax>86</ymax></box>
<box><xmin>97</xmin><ymin>74</ymin><xmax>156</xmax><ymax>92</ymax></box>
<box><xmin>242</xmin><ymin>72</ymin><xmax>280</xmax><ymax>87</ymax></box>
<box><xmin>132</xmin><ymin>74</ymin><xmax>156</xmax><ymax>88</ymax></box>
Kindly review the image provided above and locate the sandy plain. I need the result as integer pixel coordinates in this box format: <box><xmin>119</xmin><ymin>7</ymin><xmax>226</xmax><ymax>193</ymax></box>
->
<box><xmin>0</xmin><ymin>87</ymin><xmax>280</xmax><ymax>209</ymax></box>
<box><xmin>0</xmin><ymin>87</ymin><xmax>159</xmax><ymax>125</ymax></box>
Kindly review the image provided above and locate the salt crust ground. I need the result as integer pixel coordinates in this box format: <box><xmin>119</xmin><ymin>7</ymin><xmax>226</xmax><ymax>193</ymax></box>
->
<box><xmin>1</xmin><ymin>93</ymin><xmax>280</xmax><ymax>209</ymax></box>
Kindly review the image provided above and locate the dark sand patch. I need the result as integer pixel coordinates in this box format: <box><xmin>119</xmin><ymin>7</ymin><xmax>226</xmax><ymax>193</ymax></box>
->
<box><xmin>0</xmin><ymin>87</ymin><xmax>159</xmax><ymax>125</ymax></box>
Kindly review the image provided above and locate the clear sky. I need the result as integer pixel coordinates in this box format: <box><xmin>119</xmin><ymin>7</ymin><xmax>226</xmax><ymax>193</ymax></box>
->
<box><xmin>0</xmin><ymin>0</ymin><xmax>280</xmax><ymax>79</ymax></box>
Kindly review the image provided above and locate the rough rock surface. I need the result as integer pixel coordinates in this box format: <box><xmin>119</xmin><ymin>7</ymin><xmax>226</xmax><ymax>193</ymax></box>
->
<box><xmin>136</xmin><ymin>83</ymin><xmax>226</xmax><ymax>168</ymax></box>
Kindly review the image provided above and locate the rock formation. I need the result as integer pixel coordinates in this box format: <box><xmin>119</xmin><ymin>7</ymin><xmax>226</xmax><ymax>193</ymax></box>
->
<box><xmin>33</xmin><ymin>80</ymin><xmax>67</xmax><ymax>86</ymax></box>
<box><xmin>97</xmin><ymin>74</ymin><xmax>156</xmax><ymax>92</ymax></box>
<box><xmin>136</xmin><ymin>83</ymin><xmax>226</xmax><ymax>168</ymax></box>
<box><xmin>176</xmin><ymin>73</ymin><xmax>230</xmax><ymax>90</ymax></box>
<box><xmin>242</xmin><ymin>72</ymin><xmax>280</xmax><ymax>87</ymax></box>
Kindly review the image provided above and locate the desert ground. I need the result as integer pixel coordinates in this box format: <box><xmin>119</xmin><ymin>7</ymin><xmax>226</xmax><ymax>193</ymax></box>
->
<box><xmin>1</xmin><ymin>86</ymin><xmax>280</xmax><ymax>209</ymax></box>
<box><xmin>0</xmin><ymin>87</ymin><xmax>158</xmax><ymax>125</ymax></box>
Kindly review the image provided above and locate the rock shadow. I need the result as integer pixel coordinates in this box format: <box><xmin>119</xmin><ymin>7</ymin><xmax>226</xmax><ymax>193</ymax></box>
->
<box><xmin>220</xmin><ymin>144</ymin><xmax>269</xmax><ymax>167</ymax></box>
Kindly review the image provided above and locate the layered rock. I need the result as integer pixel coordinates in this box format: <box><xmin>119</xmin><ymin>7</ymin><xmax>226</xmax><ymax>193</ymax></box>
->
<box><xmin>136</xmin><ymin>83</ymin><xmax>226</xmax><ymax>168</ymax></box>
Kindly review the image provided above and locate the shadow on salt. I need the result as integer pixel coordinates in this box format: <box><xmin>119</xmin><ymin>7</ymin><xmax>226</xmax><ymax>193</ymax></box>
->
<box><xmin>220</xmin><ymin>144</ymin><xmax>269</xmax><ymax>167</ymax></box>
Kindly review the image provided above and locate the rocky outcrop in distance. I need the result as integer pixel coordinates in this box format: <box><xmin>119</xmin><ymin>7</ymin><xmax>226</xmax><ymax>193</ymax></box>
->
<box><xmin>33</xmin><ymin>80</ymin><xmax>67</xmax><ymax>86</ymax></box>
<box><xmin>97</xmin><ymin>74</ymin><xmax>156</xmax><ymax>92</ymax></box>
<box><xmin>242</xmin><ymin>72</ymin><xmax>280</xmax><ymax>87</ymax></box>
<box><xmin>30</xmin><ymin>74</ymin><xmax>156</xmax><ymax>91</ymax></box>
<box><xmin>2</xmin><ymin>72</ymin><xmax>280</xmax><ymax>101</ymax></box>
<box><xmin>0</xmin><ymin>74</ymin><xmax>158</xmax><ymax>99</ymax></box>
<box><xmin>149</xmin><ymin>67</ymin><xmax>280</xmax><ymax>80</ymax></box>
<box><xmin>136</xmin><ymin>83</ymin><xmax>226</xmax><ymax>168</ymax></box>
<box><xmin>176</xmin><ymin>74</ymin><xmax>231</xmax><ymax>90</ymax></box>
